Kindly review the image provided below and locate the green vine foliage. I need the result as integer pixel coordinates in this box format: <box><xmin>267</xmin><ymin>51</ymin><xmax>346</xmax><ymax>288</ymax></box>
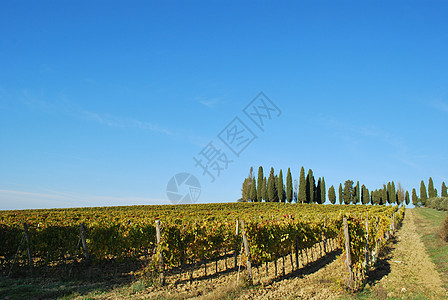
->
<box><xmin>1</xmin><ymin>202</ymin><xmax>404</xmax><ymax>285</ymax></box>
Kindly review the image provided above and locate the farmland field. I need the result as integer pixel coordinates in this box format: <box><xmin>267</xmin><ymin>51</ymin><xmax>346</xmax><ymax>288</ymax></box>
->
<box><xmin>0</xmin><ymin>202</ymin><xmax>416</xmax><ymax>299</ymax></box>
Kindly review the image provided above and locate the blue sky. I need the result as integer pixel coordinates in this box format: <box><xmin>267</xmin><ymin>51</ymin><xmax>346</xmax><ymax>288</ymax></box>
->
<box><xmin>1</xmin><ymin>1</ymin><xmax>447</xmax><ymax>210</ymax></box>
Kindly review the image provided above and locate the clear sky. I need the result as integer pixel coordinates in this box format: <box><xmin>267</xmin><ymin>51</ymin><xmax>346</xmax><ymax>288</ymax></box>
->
<box><xmin>1</xmin><ymin>1</ymin><xmax>447</xmax><ymax>210</ymax></box>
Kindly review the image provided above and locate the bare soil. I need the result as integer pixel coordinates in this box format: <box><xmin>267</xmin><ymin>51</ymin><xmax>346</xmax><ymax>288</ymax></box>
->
<box><xmin>365</xmin><ymin>209</ymin><xmax>447</xmax><ymax>299</ymax></box>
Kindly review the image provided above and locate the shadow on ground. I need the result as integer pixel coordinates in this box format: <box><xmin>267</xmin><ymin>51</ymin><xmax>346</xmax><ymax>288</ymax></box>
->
<box><xmin>365</xmin><ymin>237</ymin><xmax>395</xmax><ymax>286</ymax></box>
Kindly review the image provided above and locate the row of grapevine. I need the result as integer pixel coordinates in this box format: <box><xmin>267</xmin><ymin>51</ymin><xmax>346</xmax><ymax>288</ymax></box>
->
<box><xmin>339</xmin><ymin>206</ymin><xmax>405</xmax><ymax>290</ymax></box>
<box><xmin>0</xmin><ymin>203</ymin><xmax>403</xmax><ymax>286</ymax></box>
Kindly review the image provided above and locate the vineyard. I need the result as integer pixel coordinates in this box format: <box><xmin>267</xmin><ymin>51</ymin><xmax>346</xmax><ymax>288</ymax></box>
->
<box><xmin>0</xmin><ymin>203</ymin><xmax>404</xmax><ymax>291</ymax></box>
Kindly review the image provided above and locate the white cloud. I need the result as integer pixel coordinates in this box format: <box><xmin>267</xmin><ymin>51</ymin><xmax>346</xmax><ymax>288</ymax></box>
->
<box><xmin>431</xmin><ymin>100</ymin><xmax>448</xmax><ymax>113</ymax></box>
<box><xmin>80</xmin><ymin>110</ymin><xmax>172</xmax><ymax>135</ymax></box>
<box><xmin>197</xmin><ymin>97</ymin><xmax>221</xmax><ymax>108</ymax></box>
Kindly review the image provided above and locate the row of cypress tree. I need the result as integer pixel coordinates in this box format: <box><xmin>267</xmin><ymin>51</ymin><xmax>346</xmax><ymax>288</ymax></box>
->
<box><xmin>240</xmin><ymin>166</ymin><xmax>326</xmax><ymax>203</ymax></box>
<box><xmin>412</xmin><ymin>177</ymin><xmax>448</xmax><ymax>206</ymax></box>
<box><xmin>240</xmin><ymin>167</ymin><xmax>446</xmax><ymax>206</ymax></box>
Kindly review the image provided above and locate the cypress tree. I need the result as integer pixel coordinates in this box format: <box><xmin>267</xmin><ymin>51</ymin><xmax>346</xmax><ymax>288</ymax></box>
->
<box><xmin>412</xmin><ymin>188</ymin><xmax>418</xmax><ymax>206</ymax></box>
<box><xmin>338</xmin><ymin>183</ymin><xmax>343</xmax><ymax>205</ymax></box>
<box><xmin>321</xmin><ymin>177</ymin><xmax>326</xmax><ymax>204</ymax></box>
<box><xmin>405</xmin><ymin>190</ymin><xmax>410</xmax><ymax>205</ymax></box>
<box><xmin>365</xmin><ymin>186</ymin><xmax>370</xmax><ymax>205</ymax></box>
<box><xmin>316</xmin><ymin>178</ymin><xmax>322</xmax><ymax>204</ymax></box>
<box><xmin>382</xmin><ymin>185</ymin><xmax>388</xmax><ymax>205</ymax></box>
<box><xmin>328</xmin><ymin>185</ymin><xmax>336</xmax><ymax>204</ymax></box>
<box><xmin>361</xmin><ymin>184</ymin><xmax>368</xmax><ymax>204</ymax></box>
<box><xmin>420</xmin><ymin>180</ymin><xmax>428</xmax><ymax>205</ymax></box>
<box><xmin>391</xmin><ymin>181</ymin><xmax>396</xmax><ymax>205</ymax></box>
<box><xmin>250</xmin><ymin>177</ymin><xmax>257</xmax><ymax>202</ymax></box>
<box><xmin>241</xmin><ymin>178</ymin><xmax>250</xmax><ymax>202</ymax></box>
<box><xmin>343</xmin><ymin>180</ymin><xmax>354</xmax><ymax>205</ymax></box>
<box><xmin>428</xmin><ymin>177</ymin><xmax>436</xmax><ymax>198</ymax></box>
<box><xmin>274</xmin><ymin>175</ymin><xmax>279</xmax><ymax>202</ymax></box>
<box><xmin>267</xmin><ymin>168</ymin><xmax>275</xmax><ymax>202</ymax></box>
<box><xmin>442</xmin><ymin>182</ymin><xmax>448</xmax><ymax>197</ymax></box>
<box><xmin>371</xmin><ymin>191</ymin><xmax>375</xmax><ymax>205</ymax></box>
<box><xmin>262</xmin><ymin>177</ymin><xmax>267</xmax><ymax>201</ymax></box>
<box><xmin>286</xmin><ymin>168</ymin><xmax>293</xmax><ymax>203</ymax></box>
<box><xmin>298</xmin><ymin>166</ymin><xmax>306</xmax><ymax>204</ymax></box>
<box><xmin>354</xmin><ymin>181</ymin><xmax>360</xmax><ymax>204</ymax></box>
<box><xmin>306</xmin><ymin>169</ymin><xmax>315</xmax><ymax>204</ymax></box>
<box><xmin>386</xmin><ymin>182</ymin><xmax>392</xmax><ymax>204</ymax></box>
<box><xmin>257</xmin><ymin>166</ymin><xmax>264</xmax><ymax>202</ymax></box>
<box><xmin>278</xmin><ymin>169</ymin><xmax>285</xmax><ymax>203</ymax></box>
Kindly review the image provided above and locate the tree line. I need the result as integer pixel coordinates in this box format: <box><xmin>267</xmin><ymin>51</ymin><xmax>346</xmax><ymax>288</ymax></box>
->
<box><xmin>240</xmin><ymin>166</ymin><xmax>447</xmax><ymax>207</ymax></box>
<box><xmin>240</xmin><ymin>166</ymin><xmax>325</xmax><ymax>204</ymax></box>
<box><xmin>413</xmin><ymin>177</ymin><xmax>448</xmax><ymax>208</ymax></box>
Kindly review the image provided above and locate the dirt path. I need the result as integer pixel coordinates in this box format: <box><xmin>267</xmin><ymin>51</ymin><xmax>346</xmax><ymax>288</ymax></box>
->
<box><xmin>370</xmin><ymin>209</ymin><xmax>447</xmax><ymax>299</ymax></box>
<box><xmin>235</xmin><ymin>252</ymin><xmax>344</xmax><ymax>300</ymax></box>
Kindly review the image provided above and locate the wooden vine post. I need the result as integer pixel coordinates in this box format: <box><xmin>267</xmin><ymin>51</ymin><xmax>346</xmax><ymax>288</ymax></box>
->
<box><xmin>343</xmin><ymin>217</ymin><xmax>354</xmax><ymax>289</ymax></box>
<box><xmin>79</xmin><ymin>223</ymin><xmax>90</xmax><ymax>262</ymax></box>
<box><xmin>240</xmin><ymin>220</ymin><xmax>253</xmax><ymax>285</ymax></box>
<box><xmin>234</xmin><ymin>219</ymin><xmax>239</xmax><ymax>269</ymax></box>
<box><xmin>155</xmin><ymin>219</ymin><xmax>165</xmax><ymax>285</ymax></box>
<box><xmin>365</xmin><ymin>218</ymin><xmax>369</xmax><ymax>267</ymax></box>
<box><xmin>295</xmin><ymin>237</ymin><xmax>299</xmax><ymax>269</ymax></box>
<box><xmin>323</xmin><ymin>217</ymin><xmax>327</xmax><ymax>254</ymax></box>
<box><xmin>23</xmin><ymin>223</ymin><xmax>33</xmax><ymax>274</ymax></box>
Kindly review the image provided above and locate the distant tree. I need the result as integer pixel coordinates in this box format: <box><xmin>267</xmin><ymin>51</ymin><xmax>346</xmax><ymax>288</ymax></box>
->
<box><xmin>298</xmin><ymin>166</ymin><xmax>306</xmax><ymax>204</ymax></box>
<box><xmin>382</xmin><ymin>185</ymin><xmax>388</xmax><ymax>205</ymax></box>
<box><xmin>315</xmin><ymin>178</ymin><xmax>322</xmax><ymax>204</ymax></box>
<box><xmin>428</xmin><ymin>177</ymin><xmax>436</xmax><ymax>198</ymax></box>
<box><xmin>412</xmin><ymin>188</ymin><xmax>418</xmax><ymax>206</ymax></box>
<box><xmin>396</xmin><ymin>182</ymin><xmax>405</xmax><ymax>205</ymax></box>
<box><xmin>306</xmin><ymin>169</ymin><xmax>315</xmax><ymax>204</ymax></box>
<box><xmin>343</xmin><ymin>180</ymin><xmax>354</xmax><ymax>204</ymax></box>
<box><xmin>353</xmin><ymin>181</ymin><xmax>360</xmax><ymax>204</ymax></box>
<box><xmin>250</xmin><ymin>177</ymin><xmax>257</xmax><ymax>202</ymax></box>
<box><xmin>361</xmin><ymin>184</ymin><xmax>369</xmax><ymax>205</ymax></box>
<box><xmin>262</xmin><ymin>177</ymin><xmax>268</xmax><ymax>201</ymax></box>
<box><xmin>338</xmin><ymin>183</ymin><xmax>343</xmax><ymax>205</ymax></box>
<box><xmin>370</xmin><ymin>191</ymin><xmax>375</xmax><ymax>205</ymax></box>
<box><xmin>391</xmin><ymin>181</ymin><xmax>396</xmax><ymax>205</ymax></box>
<box><xmin>420</xmin><ymin>180</ymin><xmax>428</xmax><ymax>205</ymax></box>
<box><xmin>267</xmin><ymin>168</ymin><xmax>276</xmax><ymax>202</ymax></box>
<box><xmin>274</xmin><ymin>175</ymin><xmax>280</xmax><ymax>202</ymax></box>
<box><xmin>278</xmin><ymin>169</ymin><xmax>285</xmax><ymax>203</ymax></box>
<box><xmin>286</xmin><ymin>168</ymin><xmax>293</xmax><ymax>203</ymax></box>
<box><xmin>386</xmin><ymin>182</ymin><xmax>392</xmax><ymax>204</ymax></box>
<box><xmin>442</xmin><ymin>182</ymin><xmax>448</xmax><ymax>197</ymax></box>
<box><xmin>321</xmin><ymin>177</ymin><xmax>326</xmax><ymax>204</ymax></box>
<box><xmin>293</xmin><ymin>179</ymin><xmax>298</xmax><ymax>202</ymax></box>
<box><xmin>257</xmin><ymin>166</ymin><xmax>264</xmax><ymax>202</ymax></box>
<box><xmin>241</xmin><ymin>178</ymin><xmax>250</xmax><ymax>202</ymax></box>
<box><xmin>405</xmin><ymin>190</ymin><xmax>410</xmax><ymax>205</ymax></box>
<box><xmin>328</xmin><ymin>185</ymin><xmax>336</xmax><ymax>204</ymax></box>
